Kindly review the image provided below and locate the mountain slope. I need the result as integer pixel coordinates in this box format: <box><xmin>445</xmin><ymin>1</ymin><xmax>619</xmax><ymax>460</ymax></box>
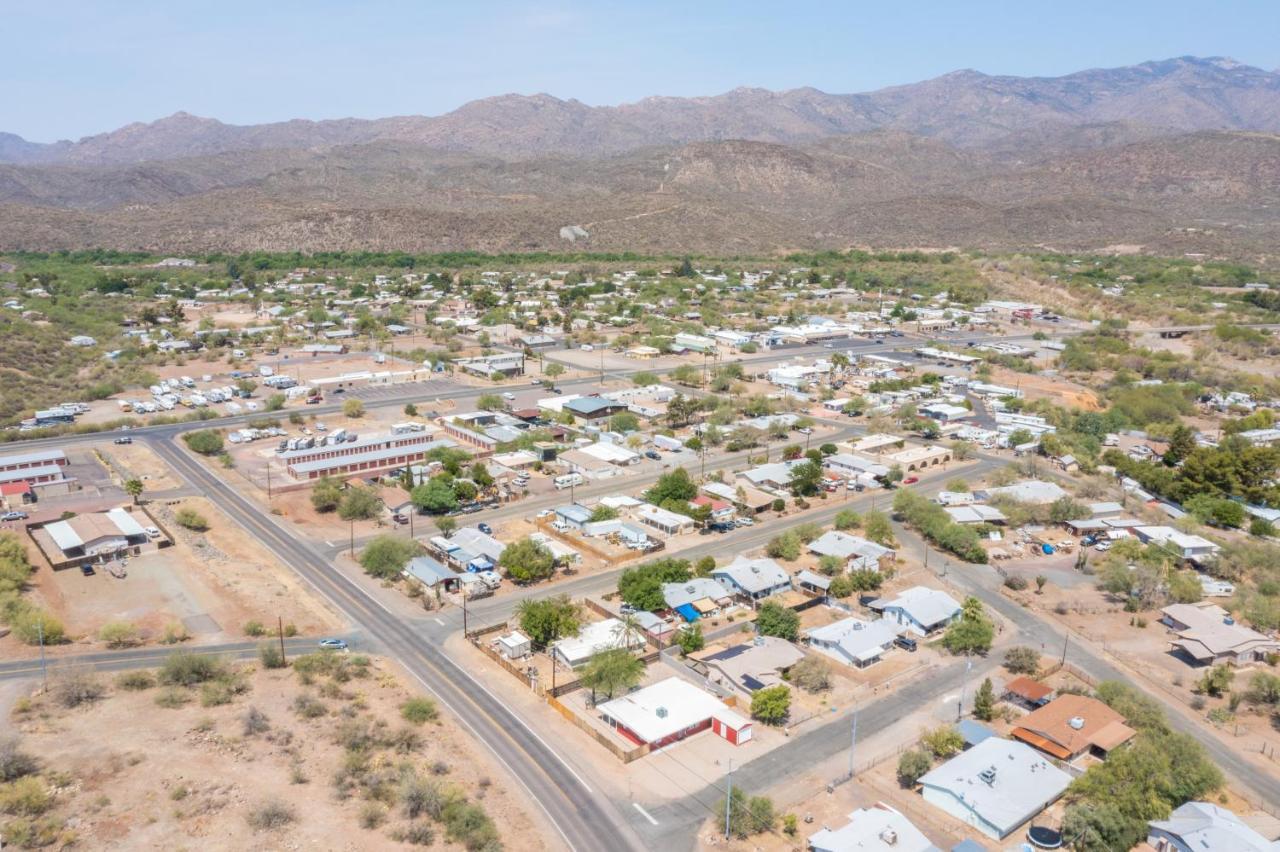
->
<box><xmin>5</xmin><ymin>56</ymin><xmax>1280</xmax><ymax>164</ymax></box>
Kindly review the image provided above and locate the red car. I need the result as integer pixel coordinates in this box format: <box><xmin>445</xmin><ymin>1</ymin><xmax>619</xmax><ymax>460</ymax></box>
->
<box><xmin>903</xmin><ymin>476</ymin><xmax>920</xmax><ymax>485</ymax></box>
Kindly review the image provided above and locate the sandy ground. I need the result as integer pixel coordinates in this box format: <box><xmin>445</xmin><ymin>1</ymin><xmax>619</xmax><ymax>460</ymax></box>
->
<box><xmin>4</xmin><ymin>496</ymin><xmax>342</xmax><ymax>658</ymax></box>
<box><xmin>96</xmin><ymin>440</ymin><xmax>183</xmax><ymax>491</ymax></box>
<box><xmin>5</xmin><ymin>654</ymin><xmax>551</xmax><ymax>851</ymax></box>
<box><xmin>988</xmin><ymin>366</ymin><xmax>1102</xmax><ymax>411</ymax></box>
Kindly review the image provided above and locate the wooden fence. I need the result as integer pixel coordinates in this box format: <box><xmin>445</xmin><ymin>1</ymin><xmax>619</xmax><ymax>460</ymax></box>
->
<box><xmin>546</xmin><ymin>695</ymin><xmax>651</xmax><ymax>763</ymax></box>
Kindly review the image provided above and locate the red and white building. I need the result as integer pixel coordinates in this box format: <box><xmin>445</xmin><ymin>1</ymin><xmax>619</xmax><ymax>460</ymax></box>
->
<box><xmin>597</xmin><ymin>677</ymin><xmax>752</xmax><ymax>749</ymax></box>
<box><xmin>284</xmin><ymin>431</ymin><xmax>455</xmax><ymax>480</ymax></box>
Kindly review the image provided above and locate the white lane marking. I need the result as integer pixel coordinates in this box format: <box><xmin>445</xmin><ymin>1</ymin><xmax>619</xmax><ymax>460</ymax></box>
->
<box><xmin>940</xmin><ymin>693</ymin><xmax>956</xmax><ymax>704</ymax></box>
<box><xmin>324</xmin><ymin>540</ymin><xmax>334</xmax><ymax>547</ymax></box>
<box><xmin>633</xmin><ymin>803</ymin><xmax>659</xmax><ymax>826</ymax></box>
<box><xmin>433</xmin><ymin>618</ymin><xmax>446</xmax><ymax>626</ymax></box>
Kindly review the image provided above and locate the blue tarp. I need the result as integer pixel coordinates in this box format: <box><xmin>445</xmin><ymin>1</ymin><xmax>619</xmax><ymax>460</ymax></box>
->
<box><xmin>675</xmin><ymin>603</ymin><xmax>700</xmax><ymax>622</ymax></box>
<box><xmin>466</xmin><ymin>557</ymin><xmax>494</xmax><ymax>573</ymax></box>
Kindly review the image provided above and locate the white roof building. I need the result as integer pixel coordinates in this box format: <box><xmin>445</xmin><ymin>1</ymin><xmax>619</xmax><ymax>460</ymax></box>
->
<box><xmin>551</xmin><ymin>618</ymin><xmax>645</xmax><ymax>668</ymax></box>
<box><xmin>877</xmin><ymin>586</ymin><xmax>962</xmax><ymax>636</ymax></box>
<box><xmin>806</xmin><ymin>618</ymin><xmax>903</xmax><ymax>668</ymax></box>
<box><xmin>919</xmin><ymin>738</ymin><xmax>1071</xmax><ymax>840</ymax></box>
<box><xmin>579</xmin><ymin>441</ymin><xmax>640</xmax><ymax>465</ymax></box>
<box><xmin>983</xmin><ymin>480</ymin><xmax>1069</xmax><ymax>505</ymax></box>
<box><xmin>596</xmin><ymin>676</ymin><xmax>751</xmax><ymax>747</ymax></box>
<box><xmin>711</xmin><ymin>556</ymin><xmax>791</xmax><ymax>601</ymax></box>
<box><xmin>1148</xmin><ymin>801</ymin><xmax>1280</xmax><ymax>852</ymax></box>
<box><xmin>1134</xmin><ymin>526</ymin><xmax>1221</xmax><ymax>562</ymax></box>
<box><xmin>809</xmin><ymin>804</ymin><xmax>937</xmax><ymax>852</ymax></box>
<box><xmin>808</xmin><ymin>530</ymin><xmax>895</xmax><ymax>568</ymax></box>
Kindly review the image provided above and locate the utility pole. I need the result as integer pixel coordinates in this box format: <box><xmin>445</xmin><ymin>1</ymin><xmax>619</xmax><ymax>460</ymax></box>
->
<box><xmin>1061</xmin><ymin>630</ymin><xmax>1069</xmax><ymax>665</ymax></box>
<box><xmin>462</xmin><ymin>591</ymin><xmax>469</xmax><ymax>637</ymax></box>
<box><xmin>278</xmin><ymin>615</ymin><xmax>287</xmax><ymax>665</ymax></box>
<box><xmin>266</xmin><ymin>464</ymin><xmax>272</xmax><ymax>499</ymax></box>
<box><xmin>724</xmin><ymin>758</ymin><xmax>733</xmax><ymax>840</ymax></box>
<box><xmin>349</xmin><ymin>518</ymin><xmax>355</xmax><ymax>557</ymax></box>
<box><xmin>848</xmin><ymin>708</ymin><xmax>858</xmax><ymax>781</ymax></box>
<box><xmin>37</xmin><ymin>619</ymin><xmax>47</xmax><ymax>690</ymax></box>
<box><xmin>958</xmin><ymin>658</ymin><xmax>972</xmax><ymax>722</ymax></box>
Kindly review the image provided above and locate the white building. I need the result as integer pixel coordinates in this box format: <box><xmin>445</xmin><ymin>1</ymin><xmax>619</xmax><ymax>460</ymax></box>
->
<box><xmin>805</xmin><ymin>618</ymin><xmax>902</xmax><ymax>668</ymax></box>
<box><xmin>551</xmin><ymin>618</ymin><xmax>645</xmax><ymax>668</ymax></box>
<box><xmin>809</xmin><ymin>803</ymin><xmax>935</xmax><ymax>852</ymax></box>
<box><xmin>919</xmin><ymin>738</ymin><xmax>1071</xmax><ymax>840</ymax></box>
<box><xmin>877</xmin><ymin>586</ymin><xmax>961</xmax><ymax>636</ymax></box>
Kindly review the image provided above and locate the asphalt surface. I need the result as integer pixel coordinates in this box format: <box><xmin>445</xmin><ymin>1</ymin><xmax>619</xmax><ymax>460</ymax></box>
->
<box><xmin>0</xmin><ymin>637</ymin><xmax>329</xmax><ymax>680</ymax></box>
<box><xmin>146</xmin><ymin>437</ymin><xmax>644</xmax><ymax>852</ymax></box>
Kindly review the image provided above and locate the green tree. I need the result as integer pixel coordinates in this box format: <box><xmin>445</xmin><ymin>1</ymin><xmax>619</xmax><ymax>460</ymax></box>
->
<box><xmin>643</xmin><ymin>467</ymin><xmax>697</xmax><ymax>506</ymax></box>
<box><xmin>675</xmin><ymin>624</ymin><xmax>705</xmax><ymax>655</ymax></box>
<box><xmin>476</xmin><ymin>394</ymin><xmax>504</xmax><ymax>411</ymax></box>
<box><xmin>922</xmin><ymin>725</ymin><xmax>965</xmax><ymax>758</ymax></box>
<box><xmin>943</xmin><ymin>597</ymin><xmax>994</xmax><ymax>655</ymax></box>
<box><xmin>589</xmin><ymin>504</ymin><xmax>620</xmax><ymax>522</ymax></box>
<box><xmin>788</xmin><ymin>656</ymin><xmax>831</xmax><ymax>693</ymax></box>
<box><xmin>183</xmin><ymin>429</ymin><xmax>224</xmax><ymax>455</ymax></box>
<box><xmin>789</xmin><ymin>460</ymin><xmax>823</xmax><ymax>497</ymax></box>
<box><xmin>863</xmin><ymin>512</ymin><xmax>895</xmax><ymax>546</ymax></box>
<box><xmin>359</xmin><ymin>535</ymin><xmax>421</xmax><ymax>579</ymax></box>
<box><xmin>1196</xmin><ymin>664</ymin><xmax>1233</xmax><ymax>697</ymax></box>
<box><xmin>750</xmin><ymin>685</ymin><xmax>791</xmax><ymax>725</ymax></box>
<box><xmin>516</xmin><ymin>596</ymin><xmax>580</xmax><ymax>649</ymax></box>
<box><xmin>718</xmin><ymin>787</ymin><xmax>775</xmax><ymax>839</ymax></box>
<box><xmin>1163</xmin><ymin>424</ymin><xmax>1196</xmax><ymax>466</ymax></box>
<box><xmin>973</xmin><ymin>678</ymin><xmax>996</xmax><ymax>721</ymax></box>
<box><xmin>617</xmin><ymin>558</ymin><xmax>691</xmax><ymax>611</ymax></box>
<box><xmin>897</xmin><ymin>750</ymin><xmax>932</xmax><ymax>787</ymax></box>
<box><xmin>579</xmin><ymin>648</ymin><xmax>644</xmax><ymax>702</ymax></box>
<box><xmin>411</xmin><ymin>477</ymin><xmax>459</xmax><ymax>514</ymax></box>
<box><xmin>1003</xmin><ymin>646</ymin><xmax>1041</xmax><ymax>675</ymax></box>
<box><xmin>124</xmin><ymin>478</ymin><xmax>144</xmax><ymax>504</ymax></box>
<box><xmin>833</xmin><ymin>509</ymin><xmax>861</xmax><ymax>531</ymax></box>
<box><xmin>310</xmin><ymin>476</ymin><xmax>343</xmax><ymax>512</ymax></box>
<box><xmin>338</xmin><ymin>486</ymin><xmax>381</xmax><ymax>521</ymax></box>
<box><xmin>342</xmin><ymin>398</ymin><xmax>365</xmax><ymax>418</ymax></box>
<box><xmin>755</xmin><ymin>601</ymin><xmax>800</xmax><ymax>641</ymax></box>
<box><xmin>499</xmin><ymin>538</ymin><xmax>556</xmax><ymax>584</ymax></box>
<box><xmin>543</xmin><ymin>363</ymin><xmax>565</xmax><ymax>379</ymax></box>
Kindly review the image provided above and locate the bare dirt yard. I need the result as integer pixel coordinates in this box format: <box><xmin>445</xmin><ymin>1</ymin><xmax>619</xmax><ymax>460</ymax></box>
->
<box><xmin>5</xmin><ymin>496</ymin><xmax>341</xmax><ymax>659</ymax></box>
<box><xmin>3</xmin><ymin>651</ymin><xmax>552</xmax><ymax>851</ymax></box>
<box><xmin>988</xmin><ymin>366</ymin><xmax>1102</xmax><ymax>411</ymax></box>
<box><xmin>96</xmin><ymin>440</ymin><xmax>183</xmax><ymax>491</ymax></box>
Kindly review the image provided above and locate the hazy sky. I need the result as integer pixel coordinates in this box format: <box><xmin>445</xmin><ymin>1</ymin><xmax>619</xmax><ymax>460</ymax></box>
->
<box><xmin>5</xmin><ymin>0</ymin><xmax>1277</xmax><ymax>141</ymax></box>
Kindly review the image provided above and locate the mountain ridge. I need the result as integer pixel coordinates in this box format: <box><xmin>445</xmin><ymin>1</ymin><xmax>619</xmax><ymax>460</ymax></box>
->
<box><xmin>5</xmin><ymin>55</ymin><xmax>1279</xmax><ymax>164</ymax></box>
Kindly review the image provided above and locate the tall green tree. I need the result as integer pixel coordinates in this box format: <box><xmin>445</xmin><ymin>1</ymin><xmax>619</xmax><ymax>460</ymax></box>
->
<box><xmin>579</xmin><ymin>648</ymin><xmax>644</xmax><ymax>702</ymax></box>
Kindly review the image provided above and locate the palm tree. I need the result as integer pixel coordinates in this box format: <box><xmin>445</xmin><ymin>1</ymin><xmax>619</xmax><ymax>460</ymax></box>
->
<box><xmin>124</xmin><ymin>479</ymin><xmax>144</xmax><ymax>505</ymax></box>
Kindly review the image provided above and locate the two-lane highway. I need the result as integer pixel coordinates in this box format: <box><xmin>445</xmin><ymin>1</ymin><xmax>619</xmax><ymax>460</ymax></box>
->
<box><xmin>150</xmin><ymin>438</ymin><xmax>645</xmax><ymax>852</ymax></box>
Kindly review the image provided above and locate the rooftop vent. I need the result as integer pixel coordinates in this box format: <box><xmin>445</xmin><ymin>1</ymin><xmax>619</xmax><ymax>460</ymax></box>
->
<box><xmin>1068</xmin><ymin>716</ymin><xmax>1085</xmax><ymax>730</ymax></box>
<box><xmin>656</xmin><ymin>707</ymin><xmax>668</xmax><ymax>719</ymax></box>
<box><xmin>879</xmin><ymin>828</ymin><xmax>898</xmax><ymax>846</ymax></box>
<box><xmin>979</xmin><ymin>766</ymin><xmax>997</xmax><ymax>786</ymax></box>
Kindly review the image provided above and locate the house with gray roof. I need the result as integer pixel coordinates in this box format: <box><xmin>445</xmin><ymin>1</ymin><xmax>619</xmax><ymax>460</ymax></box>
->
<box><xmin>1148</xmin><ymin>801</ymin><xmax>1279</xmax><ymax>852</ymax></box>
<box><xmin>919</xmin><ymin>738</ymin><xmax>1071</xmax><ymax>840</ymax></box>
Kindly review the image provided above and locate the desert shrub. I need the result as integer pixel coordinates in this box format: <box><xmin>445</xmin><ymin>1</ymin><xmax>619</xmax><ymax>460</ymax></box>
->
<box><xmin>292</xmin><ymin>693</ymin><xmax>327</xmax><ymax>719</ymax></box>
<box><xmin>159</xmin><ymin>622</ymin><xmax>191</xmax><ymax>644</ymax></box>
<box><xmin>442</xmin><ymin>798</ymin><xmax>500</xmax><ymax>851</ymax></box>
<box><xmin>259</xmin><ymin>642</ymin><xmax>285</xmax><ymax>669</ymax></box>
<box><xmin>401</xmin><ymin>697</ymin><xmax>439</xmax><ymax>725</ymax></box>
<box><xmin>401</xmin><ymin>776</ymin><xmax>448</xmax><ymax>820</ymax></box>
<box><xmin>246</xmin><ymin>799</ymin><xmax>296</xmax><ymax>831</ymax></box>
<box><xmin>0</xmin><ymin>776</ymin><xmax>52</xmax><ymax>816</ymax></box>
<box><xmin>359</xmin><ymin>801</ymin><xmax>386</xmax><ymax>829</ymax></box>
<box><xmin>243</xmin><ymin>620</ymin><xmax>266</xmax><ymax>637</ymax></box>
<box><xmin>897</xmin><ymin>749</ymin><xmax>932</xmax><ymax>787</ymax></box>
<box><xmin>1003</xmin><ymin>575</ymin><xmax>1028</xmax><ymax>591</ymax></box>
<box><xmin>1003</xmin><ymin>646</ymin><xmax>1041</xmax><ymax>674</ymax></box>
<box><xmin>0</xmin><ymin>739</ymin><xmax>38</xmax><ymax>782</ymax></box>
<box><xmin>115</xmin><ymin>670</ymin><xmax>155</xmax><ymax>691</ymax></box>
<box><xmin>788</xmin><ymin>657</ymin><xmax>831</xmax><ymax>693</ymax></box>
<box><xmin>98</xmin><ymin>620</ymin><xmax>140</xmax><ymax>648</ymax></box>
<box><xmin>200</xmin><ymin>674</ymin><xmax>249</xmax><ymax>707</ymax></box>
<box><xmin>154</xmin><ymin>687</ymin><xmax>191</xmax><ymax>708</ymax></box>
<box><xmin>159</xmin><ymin>651</ymin><xmax>225</xmax><ymax>686</ymax></box>
<box><xmin>8</xmin><ymin>606</ymin><xmax>65</xmax><ymax>646</ymax></box>
<box><xmin>397</xmin><ymin>822</ymin><xmax>437</xmax><ymax>845</ymax></box>
<box><xmin>51</xmin><ymin>668</ymin><xmax>104</xmax><ymax>708</ymax></box>
<box><xmin>243</xmin><ymin>706</ymin><xmax>271</xmax><ymax>736</ymax></box>
<box><xmin>921</xmin><ymin>725</ymin><xmax>965</xmax><ymax>759</ymax></box>
<box><xmin>174</xmin><ymin>508</ymin><xmax>209</xmax><ymax>531</ymax></box>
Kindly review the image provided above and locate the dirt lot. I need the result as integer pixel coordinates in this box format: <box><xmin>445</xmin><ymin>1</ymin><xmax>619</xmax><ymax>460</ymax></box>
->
<box><xmin>5</xmin><ymin>497</ymin><xmax>341</xmax><ymax>658</ymax></box>
<box><xmin>96</xmin><ymin>440</ymin><xmax>182</xmax><ymax>491</ymax></box>
<box><xmin>988</xmin><ymin>366</ymin><xmax>1102</xmax><ymax>411</ymax></box>
<box><xmin>5</xmin><ymin>653</ymin><xmax>551</xmax><ymax>850</ymax></box>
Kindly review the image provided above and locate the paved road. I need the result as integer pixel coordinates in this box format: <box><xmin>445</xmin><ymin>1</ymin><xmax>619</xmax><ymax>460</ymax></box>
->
<box><xmin>0</xmin><ymin>637</ymin><xmax>332</xmax><ymax>680</ymax></box>
<box><xmin>148</xmin><ymin>437</ymin><xmax>645</xmax><ymax>852</ymax></box>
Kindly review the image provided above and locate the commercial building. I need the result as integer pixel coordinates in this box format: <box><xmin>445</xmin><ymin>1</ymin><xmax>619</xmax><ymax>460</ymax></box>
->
<box><xmin>454</xmin><ymin>352</ymin><xmax>525</xmax><ymax>378</ymax></box>
<box><xmin>284</xmin><ymin>431</ymin><xmax>454</xmax><ymax>480</ymax></box>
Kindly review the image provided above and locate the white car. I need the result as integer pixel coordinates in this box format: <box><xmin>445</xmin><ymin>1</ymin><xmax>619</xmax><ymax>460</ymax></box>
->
<box><xmin>1094</xmin><ymin>541</ymin><xmax>1112</xmax><ymax>552</ymax></box>
<box><xmin>145</xmin><ymin>526</ymin><xmax>162</xmax><ymax>538</ymax></box>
